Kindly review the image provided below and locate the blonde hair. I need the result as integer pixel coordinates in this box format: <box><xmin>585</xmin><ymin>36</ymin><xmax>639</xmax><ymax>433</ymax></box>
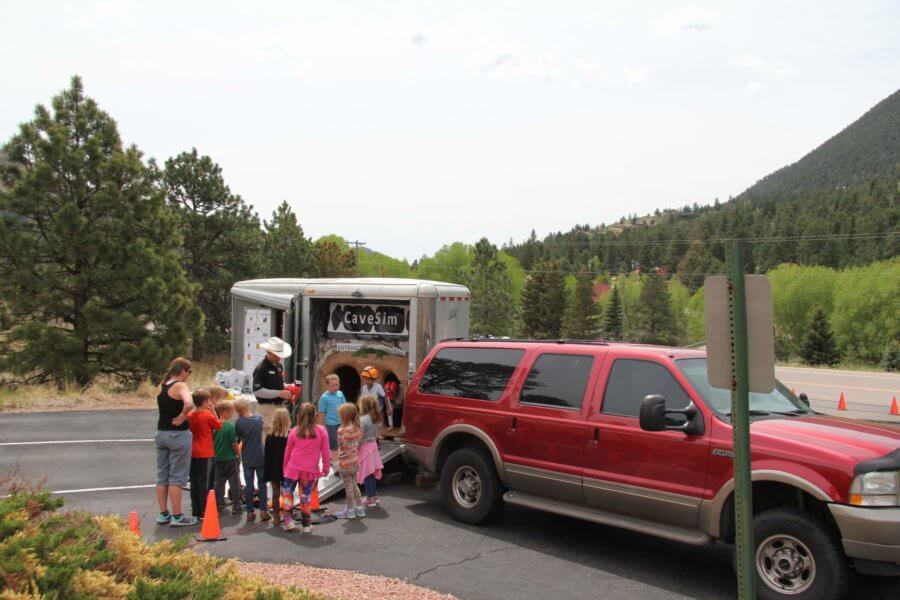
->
<box><xmin>272</xmin><ymin>408</ymin><xmax>291</xmax><ymax>437</ymax></box>
<box><xmin>339</xmin><ymin>402</ymin><xmax>360</xmax><ymax>429</ymax></box>
<box><xmin>295</xmin><ymin>403</ymin><xmax>317</xmax><ymax>439</ymax></box>
<box><xmin>358</xmin><ymin>394</ymin><xmax>381</xmax><ymax>425</ymax></box>
<box><xmin>207</xmin><ymin>385</ymin><xmax>229</xmax><ymax>401</ymax></box>
<box><xmin>233</xmin><ymin>397</ymin><xmax>250</xmax><ymax>415</ymax></box>
<box><xmin>161</xmin><ymin>357</ymin><xmax>192</xmax><ymax>385</ymax></box>
<box><xmin>215</xmin><ymin>400</ymin><xmax>234</xmax><ymax>418</ymax></box>
<box><xmin>191</xmin><ymin>388</ymin><xmax>211</xmax><ymax>407</ymax></box>
<box><xmin>324</xmin><ymin>373</ymin><xmax>340</xmax><ymax>385</ymax></box>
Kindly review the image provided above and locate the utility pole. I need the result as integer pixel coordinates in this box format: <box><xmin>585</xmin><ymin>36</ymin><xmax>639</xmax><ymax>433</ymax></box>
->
<box><xmin>348</xmin><ymin>240</ymin><xmax>366</xmax><ymax>275</ymax></box>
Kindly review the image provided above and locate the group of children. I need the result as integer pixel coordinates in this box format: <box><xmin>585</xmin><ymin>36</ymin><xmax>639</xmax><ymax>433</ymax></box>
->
<box><xmin>182</xmin><ymin>373</ymin><xmax>386</xmax><ymax>534</ymax></box>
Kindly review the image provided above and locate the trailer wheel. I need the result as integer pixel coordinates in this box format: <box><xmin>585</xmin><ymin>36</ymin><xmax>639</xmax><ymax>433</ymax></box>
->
<box><xmin>441</xmin><ymin>446</ymin><xmax>504</xmax><ymax>525</ymax></box>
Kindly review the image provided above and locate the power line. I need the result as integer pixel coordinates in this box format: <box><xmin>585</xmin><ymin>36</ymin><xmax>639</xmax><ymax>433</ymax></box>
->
<box><xmin>538</xmin><ymin>231</ymin><xmax>899</xmax><ymax>246</ymax></box>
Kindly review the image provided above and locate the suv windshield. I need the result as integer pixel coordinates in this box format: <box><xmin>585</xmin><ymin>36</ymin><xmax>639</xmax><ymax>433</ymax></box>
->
<box><xmin>675</xmin><ymin>358</ymin><xmax>811</xmax><ymax>418</ymax></box>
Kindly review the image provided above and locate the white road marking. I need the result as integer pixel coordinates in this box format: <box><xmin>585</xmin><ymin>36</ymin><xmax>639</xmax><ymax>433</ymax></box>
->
<box><xmin>51</xmin><ymin>484</ymin><xmax>157</xmax><ymax>494</ymax></box>
<box><xmin>0</xmin><ymin>438</ymin><xmax>153</xmax><ymax>446</ymax></box>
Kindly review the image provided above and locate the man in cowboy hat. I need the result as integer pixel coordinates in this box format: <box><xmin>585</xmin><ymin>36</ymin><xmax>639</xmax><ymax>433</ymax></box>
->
<box><xmin>252</xmin><ymin>337</ymin><xmax>293</xmax><ymax>438</ymax></box>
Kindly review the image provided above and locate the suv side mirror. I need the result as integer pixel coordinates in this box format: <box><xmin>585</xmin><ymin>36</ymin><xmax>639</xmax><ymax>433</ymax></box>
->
<box><xmin>639</xmin><ymin>395</ymin><xmax>705</xmax><ymax>436</ymax></box>
<box><xmin>798</xmin><ymin>392</ymin><xmax>810</xmax><ymax>407</ymax></box>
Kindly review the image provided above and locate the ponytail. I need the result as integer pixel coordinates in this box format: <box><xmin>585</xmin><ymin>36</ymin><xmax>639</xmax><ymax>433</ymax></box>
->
<box><xmin>160</xmin><ymin>357</ymin><xmax>192</xmax><ymax>385</ymax></box>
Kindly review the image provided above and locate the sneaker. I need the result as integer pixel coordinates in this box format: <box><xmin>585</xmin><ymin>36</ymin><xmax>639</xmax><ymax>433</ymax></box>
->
<box><xmin>156</xmin><ymin>512</ymin><xmax>171</xmax><ymax>524</ymax></box>
<box><xmin>355</xmin><ymin>506</ymin><xmax>366</xmax><ymax>518</ymax></box>
<box><xmin>335</xmin><ymin>508</ymin><xmax>356</xmax><ymax>519</ymax></box>
<box><xmin>247</xmin><ymin>510</ymin><xmax>256</xmax><ymax>522</ymax></box>
<box><xmin>169</xmin><ymin>514</ymin><xmax>198</xmax><ymax>527</ymax></box>
<box><xmin>363</xmin><ymin>496</ymin><xmax>379</xmax><ymax>507</ymax></box>
<box><xmin>282</xmin><ymin>520</ymin><xmax>297</xmax><ymax>532</ymax></box>
<box><xmin>260</xmin><ymin>510</ymin><xmax>272</xmax><ymax>522</ymax></box>
<box><xmin>231</xmin><ymin>506</ymin><xmax>244</xmax><ymax>515</ymax></box>
<box><xmin>302</xmin><ymin>525</ymin><xmax>312</xmax><ymax>533</ymax></box>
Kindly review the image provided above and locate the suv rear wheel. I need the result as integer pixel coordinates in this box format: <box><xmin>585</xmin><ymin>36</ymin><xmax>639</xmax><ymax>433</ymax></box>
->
<box><xmin>742</xmin><ymin>507</ymin><xmax>849</xmax><ymax>600</ymax></box>
<box><xmin>441</xmin><ymin>446</ymin><xmax>504</xmax><ymax>524</ymax></box>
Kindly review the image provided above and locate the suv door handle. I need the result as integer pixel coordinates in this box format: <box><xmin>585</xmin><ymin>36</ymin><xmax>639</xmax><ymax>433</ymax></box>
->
<box><xmin>507</xmin><ymin>416</ymin><xmax>517</xmax><ymax>434</ymax></box>
<box><xmin>587</xmin><ymin>427</ymin><xmax>600</xmax><ymax>447</ymax></box>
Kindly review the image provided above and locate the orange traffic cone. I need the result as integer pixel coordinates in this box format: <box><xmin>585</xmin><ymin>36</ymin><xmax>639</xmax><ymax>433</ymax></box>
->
<box><xmin>890</xmin><ymin>396</ymin><xmax>899</xmax><ymax>416</ymax></box>
<box><xmin>128</xmin><ymin>511</ymin><xmax>141</xmax><ymax>537</ymax></box>
<box><xmin>837</xmin><ymin>392</ymin><xmax>847</xmax><ymax>411</ymax></box>
<box><xmin>310</xmin><ymin>487</ymin><xmax>321</xmax><ymax>512</ymax></box>
<box><xmin>196</xmin><ymin>490</ymin><xmax>227</xmax><ymax>542</ymax></box>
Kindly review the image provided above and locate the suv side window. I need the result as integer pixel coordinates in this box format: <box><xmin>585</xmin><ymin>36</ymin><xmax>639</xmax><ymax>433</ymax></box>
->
<box><xmin>601</xmin><ymin>359</ymin><xmax>692</xmax><ymax>418</ymax></box>
<box><xmin>419</xmin><ymin>347</ymin><xmax>525</xmax><ymax>401</ymax></box>
<box><xmin>519</xmin><ymin>353</ymin><xmax>594</xmax><ymax>410</ymax></box>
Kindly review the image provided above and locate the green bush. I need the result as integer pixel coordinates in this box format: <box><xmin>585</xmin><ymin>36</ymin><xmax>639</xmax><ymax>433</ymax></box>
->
<box><xmin>0</xmin><ymin>480</ymin><xmax>321</xmax><ymax>599</ymax></box>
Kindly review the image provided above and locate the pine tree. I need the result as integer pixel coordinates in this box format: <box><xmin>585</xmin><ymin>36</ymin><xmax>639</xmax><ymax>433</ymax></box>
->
<box><xmin>520</xmin><ymin>260</ymin><xmax>566</xmax><ymax>339</ymax></box>
<box><xmin>801</xmin><ymin>307</ymin><xmax>841</xmax><ymax>366</ymax></box>
<box><xmin>466</xmin><ymin>238</ymin><xmax>516</xmax><ymax>336</ymax></box>
<box><xmin>262</xmin><ymin>201</ymin><xmax>314</xmax><ymax>278</ymax></box>
<box><xmin>601</xmin><ymin>284</ymin><xmax>624</xmax><ymax>341</ymax></box>
<box><xmin>0</xmin><ymin>77</ymin><xmax>202</xmax><ymax>385</ymax></box>
<box><xmin>312</xmin><ymin>239</ymin><xmax>356</xmax><ymax>277</ymax></box>
<box><xmin>164</xmin><ymin>149</ymin><xmax>263</xmax><ymax>355</ymax></box>
<box><xmin>632</xmin><ymin>272</ymin><xmax>680</xmax><ymax>345</ymax></box>
<box><xmin>676</xmin><ymin>240</ymin><xmax>723</xmax><ymax>292</ymax></box>
<box><xmin>561</xmin><ymin>267</ymin><xmax>598</xmax><ymax>339</ymax></box>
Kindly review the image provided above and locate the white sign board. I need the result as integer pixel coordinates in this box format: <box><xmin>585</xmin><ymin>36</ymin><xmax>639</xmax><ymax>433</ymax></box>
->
<box><xmin>328</xmin><ymin>303</ymin><xmax>409</xmax><ymax>337</ymax></box>
<box><xmin>243</xmin><ymin>308</ymin><xmax>273</xmax><ymax>375</ymax></box>
<box><xmin>704</xmin><ymin>275</ymin><xmax>776</xmax><ymax>394</ymax></box>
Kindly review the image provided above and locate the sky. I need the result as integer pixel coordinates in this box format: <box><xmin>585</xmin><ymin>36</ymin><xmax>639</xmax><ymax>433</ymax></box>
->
<box><xmin>1</xmin><ymin>1</ymin><xmax>899</xmax><ymax>260</ymax></box>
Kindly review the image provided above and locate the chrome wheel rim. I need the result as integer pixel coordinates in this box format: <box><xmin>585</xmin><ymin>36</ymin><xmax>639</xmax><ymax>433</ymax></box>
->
<box><xmin>452</xmin><ymin>466</ymin><xmax>482</xmax><ymax>508</ymax></box>
<box><xmin>756</xmin><ymin>534</ymin><xmax>816</xmax><ymax>595</ymax></box>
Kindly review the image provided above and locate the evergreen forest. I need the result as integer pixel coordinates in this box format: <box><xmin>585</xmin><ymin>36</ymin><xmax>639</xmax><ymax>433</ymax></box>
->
<box><xmin>1</xmin><ymin>77</ymin><xmax>897</xmax><ymax>386</ymax></box>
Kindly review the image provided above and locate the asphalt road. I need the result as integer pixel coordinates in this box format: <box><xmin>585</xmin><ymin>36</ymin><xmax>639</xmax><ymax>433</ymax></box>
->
<box><xmin>775</xmin><ymin>366</ymin><xmax>900</xmax><ymax>423</ymax></box>
<box><xmin>1</xmin><ymin>409</ymin><xmax>898</xmax><ymax>600</ymax></box>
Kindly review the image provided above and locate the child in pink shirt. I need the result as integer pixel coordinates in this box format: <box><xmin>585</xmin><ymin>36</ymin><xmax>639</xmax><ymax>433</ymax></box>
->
<box><xmin>281</xmin><ymin>403</ymin><xmax>331</xmax><ymax>533</ymax></box>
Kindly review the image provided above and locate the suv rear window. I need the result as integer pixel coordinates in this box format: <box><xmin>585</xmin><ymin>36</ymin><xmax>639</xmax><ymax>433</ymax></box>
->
<box><xmin>601</xmin><ymin>359</ymin><xmax>692</xmax><ymax>417</ymax></box>
<box><xmin>419</xmin><ymin>347</ymin><xmax>524</xmax><ymax>401</ymax></box>
<box><xmin>519</xmin><ymin>353</ymin><xmax>594</xmax><ymax>410</ymax></box>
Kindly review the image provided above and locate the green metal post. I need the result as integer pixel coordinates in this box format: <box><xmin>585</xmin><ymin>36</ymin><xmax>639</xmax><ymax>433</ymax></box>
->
<box><xmin>728</xmin><ymin>240</ymin><xmax>756</xmax><ymax>599</ymax></box>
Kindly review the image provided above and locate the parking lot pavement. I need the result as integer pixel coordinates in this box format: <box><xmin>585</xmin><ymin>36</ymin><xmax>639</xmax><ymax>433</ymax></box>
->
<box><xmin>1</xmin><ymin>409</ymin><xmax>897</xmax><ymax>600</ymax></box>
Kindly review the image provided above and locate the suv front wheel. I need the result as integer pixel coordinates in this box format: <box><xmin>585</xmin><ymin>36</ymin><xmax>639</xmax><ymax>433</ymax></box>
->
<box><xmin>745</xmin><ymin>507</ymin><xmax>849</xmax><ymax>600</ymax></box>
<box><xmin>441</xmin><ymin>446</ymin><xmax>504</xmax><ymax>525</ymax></box>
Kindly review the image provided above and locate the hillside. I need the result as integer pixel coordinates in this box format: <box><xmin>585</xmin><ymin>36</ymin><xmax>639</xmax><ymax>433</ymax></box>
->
<box><xmin>505</xmin><ymin>88</ymin><xmax>900</xmax><ymax>279</ymax></box>
<box><xmin>741</xmin><ymin>88</ymin><xmax>900</xmax><ymax>198</ymax></box>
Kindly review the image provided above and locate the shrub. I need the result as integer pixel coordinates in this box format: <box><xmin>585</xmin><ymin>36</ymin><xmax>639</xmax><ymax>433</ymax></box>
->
<box><xmin>0</xmin><ymin>479</ymin><xmax>321</xmax><ymax>599</ymax></box>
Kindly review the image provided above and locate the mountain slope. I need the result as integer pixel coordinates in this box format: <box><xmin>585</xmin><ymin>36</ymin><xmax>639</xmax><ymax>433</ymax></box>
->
<box><xmin>742</xmin><ymin>88</ymin><xmax>900</xmax><ymax>198</ymax></box>
<box><xmin>505</xmin><ymin>88</ymin><xmax>900</xmax><ymax>276</ymax></box>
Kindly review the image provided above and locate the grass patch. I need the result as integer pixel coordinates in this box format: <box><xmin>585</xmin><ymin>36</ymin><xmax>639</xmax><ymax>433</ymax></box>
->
<box><xmin>0</xmin><ymin>355</ymin><xmax>229</xmax><ymax>413</ymax></box>
<box><xmin>0</xmin><ymin>477</ymin><xmax>324</xmax><ymax>599</ymax></box>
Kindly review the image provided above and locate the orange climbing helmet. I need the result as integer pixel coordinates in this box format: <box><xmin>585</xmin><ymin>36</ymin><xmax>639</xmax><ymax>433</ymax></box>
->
<box><xmin>360</xmin><ymin>366</ymin><xmax>379</xmax><ymax>380</ymax></box>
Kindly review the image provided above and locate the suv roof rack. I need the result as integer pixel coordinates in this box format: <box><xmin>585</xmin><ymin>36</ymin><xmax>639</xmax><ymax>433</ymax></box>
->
<box><xmin>445</xmin><ymin>337</ymin><xmax>611</xmax><ymax>346</ymax></box>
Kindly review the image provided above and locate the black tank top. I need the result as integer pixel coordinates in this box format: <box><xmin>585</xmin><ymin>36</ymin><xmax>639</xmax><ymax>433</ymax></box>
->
<box><xmin>157</xmin><ymin>381</ymin><xmax>188</xmax><ymax>431</ymax></box>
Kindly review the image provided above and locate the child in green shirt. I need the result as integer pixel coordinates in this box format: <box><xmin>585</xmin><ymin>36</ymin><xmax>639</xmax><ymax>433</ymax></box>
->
<box><xmin>212</xmin><ymin>400</ymin><xmax>242</xmax><ymax>512</ymax></box>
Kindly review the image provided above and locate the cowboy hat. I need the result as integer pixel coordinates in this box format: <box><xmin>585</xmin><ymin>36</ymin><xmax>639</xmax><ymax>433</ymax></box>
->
<box><xmin>259</xmin><ymin>337</ymin><xmax>292</xmax><ymax>359</ymax></box>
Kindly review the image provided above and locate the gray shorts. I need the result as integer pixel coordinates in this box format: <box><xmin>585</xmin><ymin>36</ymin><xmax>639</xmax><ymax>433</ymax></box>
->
<box><xmin>155</xmin><ymin>430</ymin><xmax>192</xmax><ymax>486</ymax></box>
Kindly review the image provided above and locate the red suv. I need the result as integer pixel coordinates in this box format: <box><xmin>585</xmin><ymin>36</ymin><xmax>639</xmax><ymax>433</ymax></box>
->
<box><xmin>403</xmin><ymin>340</ymin><xmax>900</xmax><ymax>600</ymax></box>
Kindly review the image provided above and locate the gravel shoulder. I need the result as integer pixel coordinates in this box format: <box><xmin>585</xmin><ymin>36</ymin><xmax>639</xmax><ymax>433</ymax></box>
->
<box><xmin>237</xmin><ymin>561</ymin><xmax>457</xmax><ymax>600</ymax></box>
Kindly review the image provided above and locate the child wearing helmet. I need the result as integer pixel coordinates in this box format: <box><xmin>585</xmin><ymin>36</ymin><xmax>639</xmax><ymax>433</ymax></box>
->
<box><xmin>359</xmin><ymin>366</ymin><xmax>390</xmax><ymax>428</ymax></box>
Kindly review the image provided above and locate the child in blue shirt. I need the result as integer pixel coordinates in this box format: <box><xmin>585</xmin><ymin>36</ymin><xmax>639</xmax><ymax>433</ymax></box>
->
<box><xmin>318</xmin><ymin>373</ymin><xmax>346</xmax><ymax>452</ymax></box>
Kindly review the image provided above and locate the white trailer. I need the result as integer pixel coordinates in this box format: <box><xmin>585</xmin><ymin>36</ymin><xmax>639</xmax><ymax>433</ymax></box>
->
<box><xmin>229</xmin><ymin>277</ymin><xmax>470</xmax><ymax>502</ymax></box>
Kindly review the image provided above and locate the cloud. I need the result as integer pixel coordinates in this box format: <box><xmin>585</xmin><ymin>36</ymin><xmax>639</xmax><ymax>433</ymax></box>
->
<box><xmin>481</xmin><ymin>53</ymin><xmax>519</xmax><ymax>74</ymax></box>
<box><xmin>622</xmin><ymin>66</ymin><xmax>650</xmax><ymax>87</ymax></box>
<box><xmin>744</xmin><ymin>80</ymin><xmax>767</xmax><ymax>97</ymax></box>
<box><xmin>410</xmin><ymin>32</ymin><xmax>427</xmax><ymax>47</ymax></box>
<box><xmin>655</xmin><ymin>7</ymin><xmax>717</xmax><ymax>33</ymax></box>
<box><xmin>729</xmin><ymin>54</ymin><xmax>797</xmax><ymax>79</ymax></box>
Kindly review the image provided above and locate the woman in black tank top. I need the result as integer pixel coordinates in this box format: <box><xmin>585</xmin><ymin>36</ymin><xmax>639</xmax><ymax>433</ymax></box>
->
<box><xmin>155</xmin><ymin>357</ymin><xmax>196</xmax><ymax>526</ymax></box>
